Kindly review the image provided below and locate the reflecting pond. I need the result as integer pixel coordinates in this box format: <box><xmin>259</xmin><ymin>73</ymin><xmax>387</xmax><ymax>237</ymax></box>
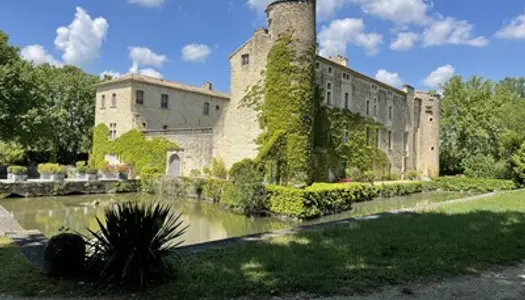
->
<box><xmin>0</xmin><ymin>191</ymin><xmax>475</xmax><ymax>246</ymax></box>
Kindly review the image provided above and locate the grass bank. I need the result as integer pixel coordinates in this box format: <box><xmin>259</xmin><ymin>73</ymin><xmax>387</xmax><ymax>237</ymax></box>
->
<box><xmin>2</xmin><ymin>190</ymin><xmax>525</xmax><ymax>298</ymax></box>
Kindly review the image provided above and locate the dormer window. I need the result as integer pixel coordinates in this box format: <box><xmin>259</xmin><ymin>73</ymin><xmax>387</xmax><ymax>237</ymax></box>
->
<box><xmin>241</xmin><ymin>54</ymin><xmax>250</xmax><ymax>66</ymax></box>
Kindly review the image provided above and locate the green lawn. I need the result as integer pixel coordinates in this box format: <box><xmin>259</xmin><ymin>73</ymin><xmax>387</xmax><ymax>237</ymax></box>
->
<box><xmin>2</xmin><ymin>190</ymin><xmax>525</xmax><ymax>299</ymax></box>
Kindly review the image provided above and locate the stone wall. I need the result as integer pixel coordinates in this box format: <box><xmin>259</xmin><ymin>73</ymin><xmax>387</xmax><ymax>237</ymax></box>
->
<box><xmin>0</xmin><ymin>180</ymin><xmax>139</xmax><ymax>198</ymax></box>
<box><xmin>415</xmin><ymin>92</ymin><xmax>440</xmax><ymax>177</ymax></box>
<box><xmin>95</xmin><ymin>82</ymin><xmax>135</xmax><ymax>137</ymax></box>
<box><xmin>146</xmin><ymin>128</ymin><xmax>214</xmax><ymax>176</ymax></box>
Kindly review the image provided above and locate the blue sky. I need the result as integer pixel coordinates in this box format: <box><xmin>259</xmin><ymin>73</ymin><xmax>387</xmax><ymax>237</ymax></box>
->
<box><xmin>1</xmin><ymin>0</ymin><xmax>524</xmax><ymax>93</ymax></box>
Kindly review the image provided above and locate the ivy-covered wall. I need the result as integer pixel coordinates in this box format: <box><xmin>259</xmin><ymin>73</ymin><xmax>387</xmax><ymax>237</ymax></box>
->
<box><xmin>90</xmin><ymin>124</ymin><xmax>179</xmax><ymax>175</ymax></box>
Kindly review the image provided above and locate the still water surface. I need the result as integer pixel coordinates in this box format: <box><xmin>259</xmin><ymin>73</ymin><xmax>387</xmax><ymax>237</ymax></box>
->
<box><xmin>0</xmin><ymin>191</ymin><xmax>471</xmax><ymax>246</ymax></box>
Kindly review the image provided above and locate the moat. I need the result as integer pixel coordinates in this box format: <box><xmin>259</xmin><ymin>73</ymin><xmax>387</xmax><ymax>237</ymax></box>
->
<box><xmin>1</xmin><ymin>191</ymin><xmax>471</xmax><ymax>246</ymax></box>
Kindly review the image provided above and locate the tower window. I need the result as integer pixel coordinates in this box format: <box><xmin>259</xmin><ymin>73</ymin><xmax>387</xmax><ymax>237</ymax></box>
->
<box><xmin>163</xmin><ymin>125</ymin><xmax>168</xmax><ymax>130</ymax></box>
<box><xmin>344</xmin><ymin>93</ymin><xmax>349</xmax><ymax>109</ymax></box>
<box><xmin>328</xmin><ymin>67</ymin><xmax>332</xmax><ymax>74</ymax></box>
<box><xmin>366</xmin><ymin>100</ymin><xmax>370</xmax><ymax>115</ymax></box>
<box><xmin>315</xmin><ymin>62</ymin><xmax>320</xmax><ymax>69</ymax></box>
<box><xmin>204</xmin><ymin>102</ymin><xmax>210</xmax><ymax>115</ymax></box>
<box><xmin>388</xmin><ymin>131</ymin><xmax>392</xmax><ymax>149</ymax></box>
<box><xmin>326</xmin><ymin>82</ymin><xmax>332</xmax><ymax>105</ymax></box>
<box><xmin>111</xmin><ymin>94</ymin><xmax>117</xmax><ymax>108</ymax></box>
<box><xmin>136</xmin><ymin>90</ymin><xmax>144</xmax><ymax>105</ymax></box>
<box><xmin>100</xmin><ymin>95</ymin><xmax>106</xmax><ymax>109</ymax></box>
<box><xmin>108</xmin><ymin>123</ymin><xmax>117</xmax><ymax>141</ymax></box>
<box><xmin>142</xmin><ymin>122</ymin><xmax>147</xmax><ymax>129</ymax></box>
<box><xmin>161</xmin><ymin>94</ymin><xmax>169</xmax><ymax>109</ymax></box>
<box><xmin>216</xmin><ymin>105</ymin><xmax>220</xmax><ymax>110</ymax></box>
<box><xmin>388</xmin><ymin>106</ymin><xmax>393</xmax><ymax>121</ymax></box>
<box><xmin>376</xmin><ymin>129</ymin><xmax>380</xmax><ymax>148</ymax></box>
<box><xmin>429</xmin><ymin>117</ymin><xmax>433</xmax><ymax>122</ymax></box>
<box><xmin>241</xmin><ymin>54</ymin><xmax>250</xmax><ymax>66</ymax></box>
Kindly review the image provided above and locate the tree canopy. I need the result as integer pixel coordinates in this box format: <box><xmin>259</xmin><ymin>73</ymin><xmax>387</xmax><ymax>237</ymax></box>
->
<box><xmin>0</xmin><ymin>30</ymin><xmax>98</xmax><ymax>165</ymax></box>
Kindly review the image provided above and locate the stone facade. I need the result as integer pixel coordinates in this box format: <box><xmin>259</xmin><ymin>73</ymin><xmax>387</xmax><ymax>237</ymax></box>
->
<box><xmin>94</xmin><ymin>0</ymin><xmax>440</xmax><ymax>179</ymax></box>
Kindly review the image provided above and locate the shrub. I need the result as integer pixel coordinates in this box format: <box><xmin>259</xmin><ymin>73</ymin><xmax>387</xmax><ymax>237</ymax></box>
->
<box><xmin>382</xmin><ymin>172</ymin><xmax>401</xmax><ymax>181</ymax></box>
<box><xmin>229</xmin><ymin>158</ymin><xmax>262</xmax><ymax>182</ymax></box>
<box><xmin>87</xmin><ymin>201</ymin><xmax>187</xmax><ymax>290</ymax></box>
<box><xmin>221</xmin><ymin>159</ymin><xmax>265</xmax><ymax>213</ymax></box>
<box><xmin>7</xmin><ymin>165</ymin><xmax>28</xmax><ymax>175</ymax></box>
<box><xmin>362</xmin><ymin>170</ymin><xmax>376</xmax><ymax>183</ymax></box>
<box><xmin>405</xmin><ymin>170</ymin><xmax>423</xmax><ymax>181</ymax></box>
<box><xmin>76</xmin><ymin>161</ymin><xmax>88</xmax><ymax>174</ymax></box>
<box><xmin>461</xmin><ymin>154</ymin><xmax>496</xmax><ymax>179</ymax></box>
<box><xmin>266</xmin><ymin>185</ymin><xmax>306</xmax><ymax>218</ymax></box>
<box><xmin>203</xmin><ymin>178</ymin><xmax>226</xmax><ymax>202</ymax></box>
<box><xmin>211</xmin><ymin>158</ymin><xmax>228</xmax><ymax>179</ymax></box>
<box><xmin>427</xmin><ymin>177</ymin><xmax>517</xmax><ymax>192</ymax></box>
<box><xmin>115</xmin><ymin>164</ymin><xmax>129</xmax><ymax>174</ymax></box>
<box><xmin>44</xmin><ymin>232</ymin><xmax>86</xmax><ymax>278</ymax></box>
<box><xmin>38</xmin><ymin>163</ymin><xmax>66</xmax><ymax>175</ymax></box>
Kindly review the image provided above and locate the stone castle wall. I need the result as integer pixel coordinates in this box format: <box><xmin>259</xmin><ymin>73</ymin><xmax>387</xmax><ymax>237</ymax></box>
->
<box><xmin>415</xmin><ymin>92</ymin><xmax>440</xmax><ymax>177</ymax></box>
<box><xmin>146</xmin><ymin>128</ymin><xmax>213</xmax><ymax>176</ymax></box>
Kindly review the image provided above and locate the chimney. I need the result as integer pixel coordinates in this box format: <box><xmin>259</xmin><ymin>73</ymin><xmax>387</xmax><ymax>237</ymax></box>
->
<box><xmin>402</xmin><ymin>85</ymin><xmax>415</xmax><ymax>94</ymax></box>
<box><xmin>203</xmin><ymin>82</ymin><xmax>213</xmax><ymax>90</ymax></box>
<box><xmin>328</xmin><ymin>55</ymin><xmax>348</xmax><ymax>67</ymax></box>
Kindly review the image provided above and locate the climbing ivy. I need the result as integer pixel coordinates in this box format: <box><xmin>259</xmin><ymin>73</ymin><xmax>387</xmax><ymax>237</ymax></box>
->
<box><xmin>240</xmin><ymin>33</ymin><xmax>388</xmax><ymax>185</ymax></box>
<box><xmin>90</xmin><ymin>124</ymin><xmax>179</xmax><ymax>175</ymax></box>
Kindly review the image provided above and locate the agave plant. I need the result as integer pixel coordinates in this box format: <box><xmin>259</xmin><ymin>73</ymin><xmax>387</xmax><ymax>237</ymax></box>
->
<box><xmin>87</xmin><ymin>201</ymin><xmax>187</xmax><ymax>290</ymax></box>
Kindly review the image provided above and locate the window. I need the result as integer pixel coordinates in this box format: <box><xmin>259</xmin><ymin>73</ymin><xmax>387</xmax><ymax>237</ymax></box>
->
<box><xmin>142</xmin><ymin>122</ymin><xmax>147</xmax><ymax>129</ymax></box>
<box><xmin>326</xmin><ymin>82</ymin><xmax>332</xmax><ymax>105</ymax></box>
<box><xmin>366</xmin><ymin>100</ymin><xmax>370</xmax><ymax>115</ymax></box>
<box><xmin>241</xmin><ymin>54</ymin><xmax>250</xmax><ymax>66</ymax></box>
<box><xmin>136</xmin><ymin>90</ymin><xmax>144</xmax><ymax>105</ymax></box>
<box><xmin>315</xmin><ymin>62</ymin><xmax>320</xmax><ymax>69</ymax></box>
<box><xmin>328</xmin><ymin>67</ymin><xmax>332</xmax><ymax>74</ymax></box>
<box><xmin>204</xmin><ymin>102</ymin><xmax>210</xmax><ymax>115</ymax></box>
<box><xmin>388</xmin><ymin>106</ymin><xmax>393</xmax><ymax>121</ymax></box>
<box><xmin>366</xmin><ymin>128</ymin><xmax>371</xmax><ymax>145</ymax></box>
<box><xmin>344</xmin><ymin>93</ymin><xmax>349</xmax><ymax>109</ymax></box>
<box><xmin>388</xmin><ymin>131</ymin><xmax>392</xmax><ymax>149</ymax></box>
<box><xmin>376</xmin><ymin>129</ymin><xmax>380</xmax><ymax>148</ymax></box>
<box><xmin>111</xmin><ymin>94</ymin><xmax>117</xmax><ymax>108</ymax></box>
<box><xmin>429</xmin><ymin>117</ymin><xmax>433</xmax><ymax>122</ymax></box>
<box><xmin>163</xmin><ymin>125</ymin><xmax>168</xmax><ymax>130</ymax></box>
<box><xmin>216</xmin><ymin>105</ymin><xmax>220</xmax><ymax>110</ymax></box>
<box><xmin>373</xmin><ymin>101</ymin><xmax>377</xmax><ymax>116</ymax></box>
<box><xmin>343</xmin><ymin>129</ymin><xmax>349</xmax><ymax>143</ymax></box>
<box><xmin>431</xmin><ymin>146</ymin><xmax>435</xmax><ymax>151</ymax></box>
<box><xmin>161</xmin><ymin>94</ymin><xmax>169</xmax><ymax>109</ymax></box>
<box><xmin>403</xmin><ymin>132</ymin><xmax>409</xmax><ymax>154</ymax></box>
<box><xmin>100</xmin><ymin>95</ymin><xmax>106</xmax><ymax>109</ymax></box>
<box><xmin>108</xmin><ymin>123</ymin><xmax>117</xmax><ymax>141</ymax></box>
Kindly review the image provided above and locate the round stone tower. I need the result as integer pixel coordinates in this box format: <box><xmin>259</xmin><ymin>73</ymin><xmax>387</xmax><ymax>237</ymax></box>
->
<box><xmin>265</xmin><ymin>0</ymin><xmax>317</xmax><ymax>56</ymax></box>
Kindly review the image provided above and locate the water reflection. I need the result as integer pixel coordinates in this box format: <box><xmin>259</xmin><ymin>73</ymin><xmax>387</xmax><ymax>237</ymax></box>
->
<box><xmin>0</xmin><ymin>194</ymin><xmax>297</xmax><ymax>246</ymax></box>
<box><xmin>0</xmin><ymin>191</ymin><xmax>473</xmax><ymax>246</ymax></box>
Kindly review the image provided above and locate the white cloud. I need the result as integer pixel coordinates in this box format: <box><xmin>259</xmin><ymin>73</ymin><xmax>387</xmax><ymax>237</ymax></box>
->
<box><xmin>129</xmin><ymin>47</ymin><xmax>167</xmax><ymax>69</ymax></box>
<box><xmin>129</xmin><ymin>0</ymin><xmax>165</xmax><ymax>8</ymax></box>
<box><xmin>423</xmin><ymin>64</ymin><xmax>455</xmax><ymax>89</ymax></box>
<box><xmin>495</xmin><ymin>13</ymin><xmax>525</xmax><ymax>40</ymax></box>
<box><xmin>319</xmin><ymin>18</ymin><xmax>383</xmax><ymax>56</ymax></box>
<box><xmin>350</xmin><ymin>0</ymin><xmax>430</xmax><ymax>25</ymax></box>
<box><xmin>317</xmin><ymin>0</ymin><xmax>347</xmax><ymax>20</ymax></box>
<box><xmin>375</xmin><ymin>69</ymin><xmax>403</xmax><ymax>87</ymax></box>
<box><xmin>20</xmin><ymin>44</ymin><xmax>61</xmax><ymax>66</ymax></box>
<box><xmin>181</xmin><ymin>44</ymin><xmax>212</xmax><ymax>63</ymax></box>
<box><xmin>423</xmin><ymin>17</ymin><xmax>488</xmax><ymax>47</ymax></box>
<box><xmin>54</xmin><ymin>7</ymin><xmax>109</xmax><ymax>66</ymax></box>
<box><xmin>390</xmin><ymin>32</ymin><xmax>419</xmax><ymax>51</ymax></box>
<box><xmin>247</xmin><ymin>0</ymin><xmax>272</xmax><ymax>12</ymax></box>
<box><xmin>100</xmin><ymin>71</ymin><xmax>121</xmax><ymax>79</ymax></box>
<box><xmin>139</xmin><ymin>68</ymin><xmax>163</xmax><ymax>79</ymax></box>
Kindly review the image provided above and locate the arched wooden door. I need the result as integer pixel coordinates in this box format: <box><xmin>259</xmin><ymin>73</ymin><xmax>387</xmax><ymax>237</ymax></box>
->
<box><xmin>168</xmin><ymin>154</ymin><xmax>181</xmax><ymax>177</ymax></box>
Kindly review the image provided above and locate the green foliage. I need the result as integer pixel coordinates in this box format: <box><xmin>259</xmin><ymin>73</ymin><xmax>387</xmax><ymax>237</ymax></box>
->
<box><xmin>91</xmin><ymin>124</ymin><xmax>178</xmax><ymax>176</ymax></box>
<box><xmin>427</xmin><ymin>177</ymin><xmax>516</xmax><ymax>192</ymax></box>
<box><xmin>461</xmin><ymin>153</ymin><xmax>496</xmax><ymax>179</ymax></box>
<box><xmin>7</xmin><ymin>165</ymin><xmax>27</xmax><ymax>175</ymax></box>
<box><xmin>87</xmin><ymin>201</ymin><xmax>187</xmax><ymax>290</ymax></box>
<box><xmin>211</xmin><ymin>158</ymin><xmax>228</xmax><ymax>179</ymax></box>
<box><xmin>203</xmin><ymin>178</ymin><xmax>226</xmax><ymax>202</ymax></box>
<box><xmin>38</xmin><ymin>163</ymin><xmax>66</xmax><ymax>175</ymax></box>
<box><xmin>405</xmin><ymin>170</ymin><xmax>423</xmax><ymax>181</ymax></box>
<box><xmin>511</xmin><ymin>141</ymin><xmax>525</xmax><ymax>186</ymax></box>
<box><xmin>221</xmin><ymin>159</ymin><xmax>265</xmax><ymax>212</ymax></box>
<box><xmin>362</xmin><ymin>171</ymin><xmax>376</xmax><ymax>183</ymax></box>
<box><xmin>0</xmin><ymin>142</ymin><xmax>25</xmax><ymax>165</ymax></box>
<box><xmin>265</xmin><ymin>185</ymin><xmax>306</xmax><ymax>218</ymax></box>
<box><xmin>44</xmin><ymin>233</ymin><xmax>86</xmax><ymax>279</ymax></box>
<box><xmin>75</xmin><ymin>161</ymin><xmax>88</xmax><ymax>174</ymax></box>
<box><xmin>243</xmin><ymin>33</ymin><xmax>315</xmax><ymax>185</ymax></box>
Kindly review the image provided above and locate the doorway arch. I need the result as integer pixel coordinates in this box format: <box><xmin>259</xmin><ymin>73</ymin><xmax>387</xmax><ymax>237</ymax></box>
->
<box><xmin>168</xmin><ymin>154</ymin><xmax>181</xmax><ymax>177</ymax></box>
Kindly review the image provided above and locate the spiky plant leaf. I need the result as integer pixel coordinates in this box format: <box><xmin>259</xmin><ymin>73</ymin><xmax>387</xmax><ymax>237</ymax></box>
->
<box><xmin>86</xmin><ymin>201</ymin><xmax>187</xmax><ymax>290</ymax></box>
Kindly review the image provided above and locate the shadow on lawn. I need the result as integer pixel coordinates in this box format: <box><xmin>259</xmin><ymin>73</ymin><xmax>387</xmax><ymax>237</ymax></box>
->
<box><xmin>151</xmin><ymin>210</ymin><xmax>525</xmax><ymax>299</ymax></box>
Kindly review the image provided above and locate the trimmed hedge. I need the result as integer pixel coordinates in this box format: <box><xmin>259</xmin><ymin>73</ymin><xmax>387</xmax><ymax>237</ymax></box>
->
<box><xmin>427</xmin><ymin>177</ymin><xmax>516</xmax><ymax>192</ymax></box>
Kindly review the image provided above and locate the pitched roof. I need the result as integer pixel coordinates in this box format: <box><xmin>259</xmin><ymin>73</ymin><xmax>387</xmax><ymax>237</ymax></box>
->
<box><xmin>96</xmin><ymin>74</ymin><xmax>230</xmax><ymax>100</ymax></box>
